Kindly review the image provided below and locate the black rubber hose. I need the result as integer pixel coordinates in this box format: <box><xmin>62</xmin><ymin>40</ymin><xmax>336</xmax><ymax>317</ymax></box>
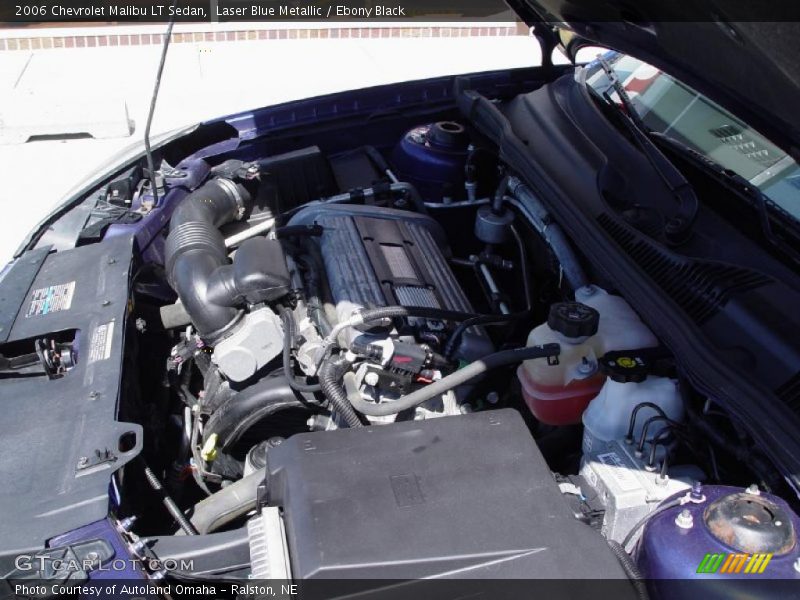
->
<box><xmin>363</xmin><ymin>145</ymin><xmax>391</xmax><ymax>174</ymax></box>
<box><xmin>164</xmin><ymin>179</ymin><xmax>251</xmax><ymax>340</ymax></box>
<box><xmin>142</xmin><ymin>462</ymin><xmax>199</xmax><ymax>535</ymax></box>
<box><xmin>280</xmin><ymin>309</ymin><xmax>322</xmax><ymax>393</ymax></box>
<box><xmin>607</xmin><ymin>540</ymin><xmax>649</xmax><ymax>600</ymax></box>
<box><xmin>510</xmin><ymin>223</ymin><xmax>533</xmax><ymax>311</ymax></box>
<box><xmin>204</xmin><ymin>375</ymin><xmax>318</xmax><ymax>451</ymax></box>
<box><xmin>443</xmin><ymin>311</ymin><xmax>530</xmax><ymax>360</ymax></box>
<box><xmin>349</xmin><ymin>344</ymin><xmax>560</xmax><ymax>417</ymax></box>
<box><xmin>358</xmin><ymin>305</ymin><xmax>482</xmax><ymax>324</ymax></box>
<box><xmin>444</xmin><ymin>223</ymin><xmax>534</xmax><ymax>360</ymax></box>
<box><xmin>317</xmin><ymin>356</ymin><xmax>364</xmax><ymax>428</ymax></box>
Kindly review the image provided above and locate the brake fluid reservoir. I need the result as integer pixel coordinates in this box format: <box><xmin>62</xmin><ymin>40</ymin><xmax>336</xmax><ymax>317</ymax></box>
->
<box><xmin>518</xmin><ymin>302</ymin><xmax>605</xmax><ymax>425</ymax></box>
<box><xmin>582</xmin><ymin>375</ymin><xmax>683</xmax><ymax>455</ymax></box>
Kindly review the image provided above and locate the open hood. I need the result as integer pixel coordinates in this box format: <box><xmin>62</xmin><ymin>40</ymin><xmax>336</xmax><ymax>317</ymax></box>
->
<box><xmin>510</xmin><ymin>0</ymin><xmax>800</xmax><ymax>160</ymax></box>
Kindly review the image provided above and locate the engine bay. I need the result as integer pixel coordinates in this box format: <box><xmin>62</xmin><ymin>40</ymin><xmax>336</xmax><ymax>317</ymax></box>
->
<box><xmin>2</xmin><ymin>79</ymin><xmax>799</xmax><ymax>594</ymax></box>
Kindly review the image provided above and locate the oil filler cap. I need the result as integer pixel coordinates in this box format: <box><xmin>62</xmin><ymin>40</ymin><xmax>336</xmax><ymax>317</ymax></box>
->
<box><xmin>704</xmin><ymin>492</ymin><xmax>796</xmax><ymax>555</ymax></box>
<box><xmin>548</xmin><ymin>302</ymin><xmax>599</xmax><ymax>340</ymax></box>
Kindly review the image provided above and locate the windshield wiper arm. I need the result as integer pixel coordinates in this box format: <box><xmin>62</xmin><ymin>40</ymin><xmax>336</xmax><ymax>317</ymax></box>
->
<box><xmin>595</xmin><ymin>56</ymin><xmax>699</xmax><ymax>245</ymax></box>
<box><xmin>652</xmin><ymin>132</ymin><xmax>800</xmax><ymax>266</ymax></box>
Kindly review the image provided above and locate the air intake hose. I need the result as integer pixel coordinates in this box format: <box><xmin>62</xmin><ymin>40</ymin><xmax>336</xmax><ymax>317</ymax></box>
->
<box><xmin>164</xmin><ymin>178</ymin><xmax>251</xmax><ymax>340</ymax></box>
<box><xmin>203</xmin><ymin>375</ymin><xmax>319</xmax><ymax>451</ymax></box>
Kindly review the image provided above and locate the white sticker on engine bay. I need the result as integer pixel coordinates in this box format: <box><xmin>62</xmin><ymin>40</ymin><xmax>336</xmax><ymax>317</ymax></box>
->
<box><xmin>597</xmin><ymin>452</ymin><xmax>641</xmax><ymax>492</ymax></box>
<box><xmin>88</xmin><ymin>320</ymin><xmax>115</xmax><ymax>363</ymax></box>
<box><xmin>25</xmin><ymin>281</ymin><xmax>75</xmax><ymax>317</ymax></box>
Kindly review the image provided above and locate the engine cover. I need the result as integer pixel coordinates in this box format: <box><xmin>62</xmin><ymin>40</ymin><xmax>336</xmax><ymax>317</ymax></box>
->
<box><xmin>288</xmin><ymin>204</ymin><xmax>492</xmax><ymax>360</ymax></box>
<box><xmin>260</xmin><ymin>409</ymin><xmax>629</xmax><ymax>580</ymax></box>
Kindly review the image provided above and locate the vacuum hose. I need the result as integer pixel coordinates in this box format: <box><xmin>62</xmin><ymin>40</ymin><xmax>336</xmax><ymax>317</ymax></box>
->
<box><xmin>164</xmin><ymin>178</ymin><xmax>251</xmax><ymax>340</ymax></box>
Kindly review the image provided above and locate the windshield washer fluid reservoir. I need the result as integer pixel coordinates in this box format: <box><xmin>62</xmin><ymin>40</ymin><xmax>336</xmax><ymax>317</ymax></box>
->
<box><xmin>518</xmin><ymin>287</ymin><xmax>658</xmax><ymax>425</ymax></box>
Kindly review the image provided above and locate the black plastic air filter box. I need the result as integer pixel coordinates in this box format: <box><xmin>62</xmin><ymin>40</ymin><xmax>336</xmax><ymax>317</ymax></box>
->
<box><xmin>263</xmin><ymin>409</ymin><xmax>627</xmax><ymax>580</ymax></box>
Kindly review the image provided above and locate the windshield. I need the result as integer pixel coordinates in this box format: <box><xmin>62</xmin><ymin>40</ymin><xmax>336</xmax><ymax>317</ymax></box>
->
<box><xmin>584</xmin><ymin>51</ymin><xmax>800</xmax><ymax>221</ymax></box>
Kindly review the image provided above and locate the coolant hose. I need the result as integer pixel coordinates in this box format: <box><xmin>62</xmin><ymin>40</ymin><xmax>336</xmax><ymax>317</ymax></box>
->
<box><xmin>188</xmin><ymin>467</ymin><xmax>265</xmax><ymax>534</ymax></box>
<box><xmin>318</xmin><ymin>356</ymin><xmax>364</xmax><ymax>428</ymax></box>
<box><xmin>348</xmin><ymin>344</ymin><xmax>560</xmax><ymax>417</ymax></box>
<box><xmin>203</xmin><ymin>375</ymin><xmax>318</xmax><ymax>451</ymax></box>
<box><xmin>164</xmin><ymin>178</ymin><xmax>251</xmax><ymax>340</ymax></box>
<box><xmin>506</xmin><ymin>176</ymin><xmax>589</xmax><ymax>291</ymax></box>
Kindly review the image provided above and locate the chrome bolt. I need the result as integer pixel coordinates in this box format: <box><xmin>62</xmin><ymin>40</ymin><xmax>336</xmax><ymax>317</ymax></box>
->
<box><xmin>364</xmin><ymin>372</ymin><xmax>380</xmax><ymax>387</ymax></box>
<box><xmin>745</xmin><ymin>484</ymin><xmax>761</xmax><ymax>495</ymax></box>
<box><xmin>794</xmin><ymin>557</ymin><xmax>800</xmax><ymax>573</ymax></box>
<box><xmin>85</xmin><ymin>552</ymin><xmax>99</xmax><ymax>563</ymax></box>
<box><xmin>690</xmin><ymin>481</ymin><xmax>705</xmax><ymax>501</ymax></box>
<box><xmin>119</xmin><ymin>516</ymin><xmax>137</xmax><ymax>531</ymax></box>
<box><xmin>675</xmin><ymin>509</ymin><xmax>694</xmax><ymax>529</ymax></box>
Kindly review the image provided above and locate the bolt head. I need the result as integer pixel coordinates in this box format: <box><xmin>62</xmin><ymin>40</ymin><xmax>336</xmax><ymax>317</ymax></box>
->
<box><xmin>794</xmin><ymin>557</ymin><xmax>800</xmax><ymax>573</ymax></box>
<box><xmin>745</xmin><ymin>484</ymin><xmax>761</xmax><ymax>495</ymax></box>
<box><xmin>364</xmin><ymin>372</ymin><xmax>380</xmax><ymax>387</ymax></box>
<box><xmin>675</xmin><ymin>509</ymin><xmax>694</xmax><ymax>529</ymax></box>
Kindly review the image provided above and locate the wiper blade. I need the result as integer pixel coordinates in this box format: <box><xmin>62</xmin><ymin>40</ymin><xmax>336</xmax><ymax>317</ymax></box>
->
<box><xmin>594</xmin><ymin>56</ymin><xmax>699</xmax><ymax>245</ymax></box>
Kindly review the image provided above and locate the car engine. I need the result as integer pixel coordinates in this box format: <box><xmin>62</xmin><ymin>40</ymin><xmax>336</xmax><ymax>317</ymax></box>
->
<box><xmin>51</xmin><ymin>116</ymin><xmax>793</xmax><ymax>594</ymax></box>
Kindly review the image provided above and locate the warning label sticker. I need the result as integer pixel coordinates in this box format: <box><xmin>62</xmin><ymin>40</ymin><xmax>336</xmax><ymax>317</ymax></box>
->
<box><xmin>88</xmin><ymin>320</ymin><xmax>115</xmax><ymax>363</ymax></box>
<box><xmin>25</xmin><ymin>281</ymin><xmax>75</xmax><ymax>317</ymax></box>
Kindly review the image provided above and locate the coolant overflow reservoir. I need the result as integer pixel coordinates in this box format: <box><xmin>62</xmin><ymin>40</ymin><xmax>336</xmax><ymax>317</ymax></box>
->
<box><xmin>517</xmin><ymin>302</ymin><xmax>605</xmax><ymax>425</ymax></box>
<box><xmin>518</xmin><ymin>288</ymin><xmax>659</xmax><ymax>425</ymax></box>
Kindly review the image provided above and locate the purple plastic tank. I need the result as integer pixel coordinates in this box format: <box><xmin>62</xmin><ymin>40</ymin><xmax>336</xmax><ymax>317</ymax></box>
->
<box><xmin>390</xmin><ymin>121</ymin><xmax>470</xmax><ymax>202</ymax></box>
<box><xmin>636</xmin><ymin>484</ymin><xmax>800</xmax><ymax>598</ymax></box>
